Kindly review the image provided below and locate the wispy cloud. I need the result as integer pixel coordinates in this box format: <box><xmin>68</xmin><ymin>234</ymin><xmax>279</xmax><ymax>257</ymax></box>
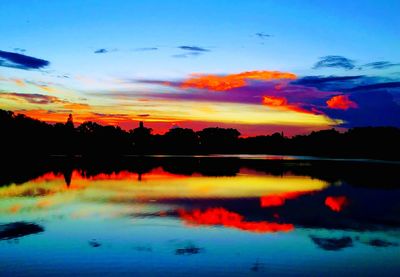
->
<box><xmin>13</xmin><ymin>48</ymin><xmax>26</xmax><ymax>53</ymax></box>
<box><xmin>133</xmin><ymin>47</ymin><xmax>158</xmax><ymax>51</ymax></box>
<box><xmin>313</xmin><ymin>55</ymin><xmax>356</xmax><ymax>70</ymax></box>
<box><xmin>94</xmin><ymin>48</ymin><xmax>109</xmax><ymax>54</ymax></box>
<box><xmin>178</xmin><ymin>46</ymin><xmax>210</xmax><ymax>52</ymax></box>
<box><xmin>0</xmin><ymin>50</ymin><xmax>50</xmax><ymax>70</ymax></box>
<box><xmin>363</xmin><ymin>61</ymin><xmax>400</xmax><ymax>69</ymax></box>
<box><xmin>172</xmin><ymin>52</ymin><xmax>203</xmax><ymax>58</ymax></box>
<box><xmin>346</xmin><ymin>81</ymin><xmax>400</xmax><ymax>92</ymax></box>
<box><xmin>255</xmin><ymin>32</ymin><xmax>272</xmax><ymax>39</ymax></box>
<box><xmin>172</xmin><ymin>45</ymin><xmax>210</xmax><ymax>58</ymax></box>
<box><xmin>0</xmin><ymin>92</ymin><xmax>90</xmax><ymax>111</ymax></box>
<box><xmin>0</xmin><ymin>92</ymin><xmax>66</xmax><ymax>104</ymax></box>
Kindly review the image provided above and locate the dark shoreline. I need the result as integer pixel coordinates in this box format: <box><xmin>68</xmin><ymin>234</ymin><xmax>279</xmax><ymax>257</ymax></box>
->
<box><xmin>2</xmin><ymin>155</ymin><xmax>400</xmax><ymax>189</ymax></box>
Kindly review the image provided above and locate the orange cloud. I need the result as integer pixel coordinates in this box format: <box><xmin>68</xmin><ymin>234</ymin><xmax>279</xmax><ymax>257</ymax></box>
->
<box><xmin>325</xmin><ymin>196</ymin><xmax>348</xmax><ymax>212</ymax></box>
<box><xmin>326</xmin><ymin>95</ymin><xmax>357</xmax><ymax>110</ymax></box>
<box><xmin>262</xmin><ymin>95</ymin><xmax>316</xmax><ymax>114</ymax></box>
<box><xmin>179</xmin><ymin>207</ymin><xmax>294</xmax><ymax>233</ymax></box>
<box><xmin>180</xmin><ymin>70</ymin><xmax>297</xmax><ymax>91</ymax></box>
<box><xmin>262</xmin><ymin>95</ymin><xmax>288</xmax><ymax>107</ymax></box>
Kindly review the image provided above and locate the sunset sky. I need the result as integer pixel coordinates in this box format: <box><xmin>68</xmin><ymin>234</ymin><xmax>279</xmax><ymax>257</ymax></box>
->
<box><xmin>1</xmin><ymin>0</ymin><xmax>400</xmax><ymax>136</ymax></box>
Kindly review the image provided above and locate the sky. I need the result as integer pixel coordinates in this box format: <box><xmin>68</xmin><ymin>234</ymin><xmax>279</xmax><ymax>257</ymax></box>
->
<box><xmin>1</xmin><ymin>0</ymin><xmax>400</xmax><ymax>136</ymax></box>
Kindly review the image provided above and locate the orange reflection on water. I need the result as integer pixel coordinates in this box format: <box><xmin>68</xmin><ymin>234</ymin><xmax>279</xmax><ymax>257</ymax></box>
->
<box><xmin>260</xmin><ymin>191</ymin><xmax>313</xmax><ymax>207</ymax></box>
<box><xmin>30</xmin><ymin>172</ymin><xmax>62</xmax><ymax>183</ymax></box>
<box><xmin>325</xmin><ymin>196</ymin><xmax>348</xmax><ymax>212</ymax></box>
<box><xmin>179</xmin><ymin>207</ymin><xmax>294</xmax><ymax>233</ymax></box>
<box><xmin>84</xmin><ymin>168</ymin><xmax>187</xmax><ymax>181</ymax></box>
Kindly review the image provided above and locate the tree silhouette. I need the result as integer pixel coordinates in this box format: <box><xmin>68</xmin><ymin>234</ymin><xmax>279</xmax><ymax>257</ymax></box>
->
<box><xmin>130</xmin><ymin>121</ymin><xmax>153</xmax><ymax>153</ymax></box>
<box><xmin>1</xmin><ymin>108</ymin><xmax>400</xmax><ymax>160</ymax></box>
<box><xmin>197</xmin><ymin>127</ymin><xmax>241</xmax><ymax>153</ymax></box>
<box><xmin>164</xmin><ymin>127</ymin><xmax>199</xmax><ymax>153</ymax></box>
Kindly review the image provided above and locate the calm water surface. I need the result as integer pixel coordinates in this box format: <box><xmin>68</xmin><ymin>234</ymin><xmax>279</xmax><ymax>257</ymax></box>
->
<box><xmin>1</xmin><ymin>157</ymin><xmax>399</xmax><ymax>276</ymax></box>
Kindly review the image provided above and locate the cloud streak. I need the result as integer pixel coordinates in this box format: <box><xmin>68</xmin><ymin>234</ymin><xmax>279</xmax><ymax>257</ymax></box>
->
<box><xmin>363</xmin><ymin>61</ymin><xmax>400</xmax><ymax>69</ymax></box>
<box><xmin>0</xmin><ymin>50</ymin><xmax>50</xmax><ymax>70</ymax></box>
<box><xmin>94</xmin><ymin>48</ymin><xmax>109</xmax><ymax>54</ymax></box>
<box><xmin>134</xmin><ymin>47</ymin><xmax>158</xmax><ymax>51</ymax></box>
<box><xmin>178</xmin><ymin>46</ymin><xmax>210</xmax><ymax>52</ymax></box>
<box><xmin>255</xmin><ymin>32</ymin><xmax>272</xmax><ymax>39</ymax></box>
<box><xmin>0</xmin><ymin>92</ymin><xmax>66</xmax><ymax>105</ymax></box>
<box><xmin>313</xmin><ymin>55</ymin><xmax>356</xmax><ymax>70</ymax></box>
<box><xmin>172</xmin><ymin>45</ymin><xmax>211</xmax><ymax>58</ymax></box>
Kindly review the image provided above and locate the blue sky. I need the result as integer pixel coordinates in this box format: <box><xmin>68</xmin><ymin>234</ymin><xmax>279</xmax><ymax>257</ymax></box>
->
<box><xmin>1</xmin><ymin>0</ymin><xmax>400</xmax><ymax>135</ymax></box>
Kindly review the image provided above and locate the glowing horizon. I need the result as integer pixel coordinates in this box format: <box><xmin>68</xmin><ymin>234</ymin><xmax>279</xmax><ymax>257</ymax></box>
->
<box><xmin>1</xmin><ymin>1</ymin><xmax>399</xmax><ymax>136</ymax></box>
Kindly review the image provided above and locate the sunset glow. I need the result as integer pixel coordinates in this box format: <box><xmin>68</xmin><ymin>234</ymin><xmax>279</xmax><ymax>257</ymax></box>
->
<box><xmin>1</xmin><ymin>1</ymin><xmax>399</xmax><ymax>275</ymax></box>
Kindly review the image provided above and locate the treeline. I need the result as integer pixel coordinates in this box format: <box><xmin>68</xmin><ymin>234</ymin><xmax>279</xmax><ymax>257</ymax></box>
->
<box><xmin>1</xmin><ymin>109</ymin><xmax>399</xmax><ymax>160</ymax></box>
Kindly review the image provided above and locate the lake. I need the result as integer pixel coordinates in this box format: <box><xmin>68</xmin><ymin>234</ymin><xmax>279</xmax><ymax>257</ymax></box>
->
<box><xmin>1</xmin><ymin>156</ymin><xmax>399</xmax><ymax>276</ymax></box>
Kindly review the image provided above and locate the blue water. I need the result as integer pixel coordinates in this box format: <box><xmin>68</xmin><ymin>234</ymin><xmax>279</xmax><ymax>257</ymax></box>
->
<box><xmin>1</xmin><ymin>158</ymin><xmax>399</xmax><ymax>276</ymax></box>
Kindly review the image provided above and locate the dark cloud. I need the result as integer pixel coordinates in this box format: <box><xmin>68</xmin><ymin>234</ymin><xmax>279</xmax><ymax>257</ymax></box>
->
<box><xmin>294</xmin><ymin>75</ymin><xmax>399</xmax><ymax>92</ymax></box>
<box><xmin>178</xmin><ymin>46</ymin><xmax>210</xmax><ymax>52</ymax></box>
<box><xmin>94</xmin><ymin>48</ymin><xmax>109</xmax><ymax>54</ymax></box>
<box><xmin>293</xmin><ymin>75</ymin><xmax>366</xmax><ymax>91</ymax></box>
<box><xmin>310</xmin><ymin>236</ymin><xmax>353</xmax><ymax>251</ymax></box>
<box><xmin>13</xmin><ymin>48</ymin><xmax>26</xmax><ymax>53</ymax></box>
<box><xmin>255</xmin><ymin>32</ymin><xmax>272</xmax><ymax>38</ymax></box>
<box><xmin>363</xmin><ymin>61</ymin><xmax>400</xmax><ymax>70</ymax></box>
<box><xmin>313</xmin><ymin>55</ymin><xmax>356</xmax><ymax>70</ymax></box>
<box><xmin>137</xmin><ymin>114</ymin><xmax>150</xmax><ymax>117</ymax></box>
<box><xmin>294</xmin><ymin>75</ymin><xmax>364</xmax><ymax>86</ymax></box>
<box><xmin>0</xmin><ymin>50</ymin><xmax>49</xmax><ymax>70</ymax></box>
